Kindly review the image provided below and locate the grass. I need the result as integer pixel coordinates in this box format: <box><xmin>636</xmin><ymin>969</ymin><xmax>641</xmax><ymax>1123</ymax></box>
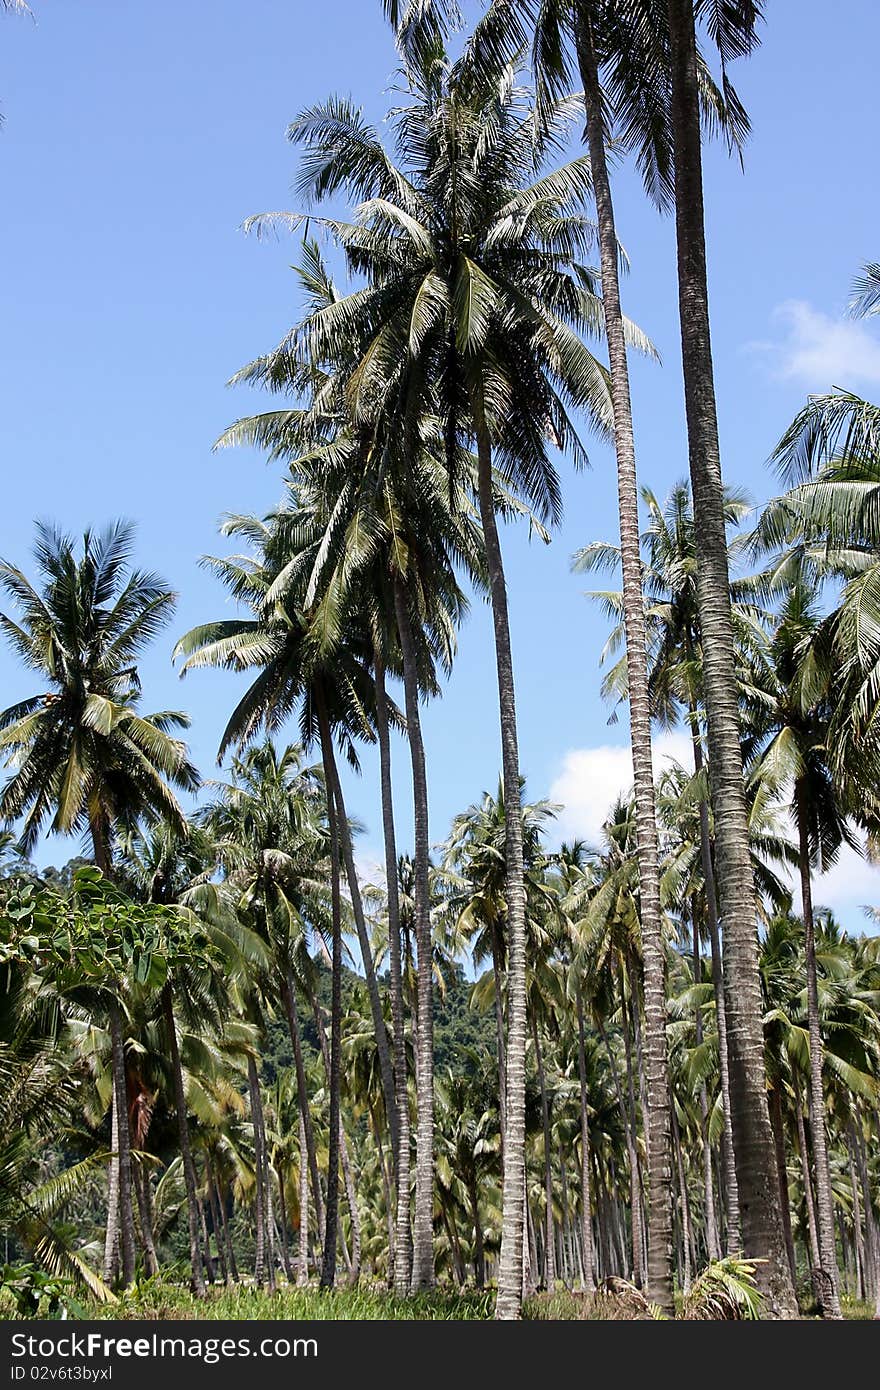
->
<box><xmin>93</xmin><ymin>1281</ymin><xmax>497</xmax><ymax>1321</ymax></box>
<box><xmin>4</xmin><ymin>1277</ymin><xmax>874</xmax><ymax>1321</ymax></box>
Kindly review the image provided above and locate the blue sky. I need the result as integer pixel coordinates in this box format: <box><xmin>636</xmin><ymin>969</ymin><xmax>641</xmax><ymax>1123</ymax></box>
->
<box><xmin>1</xmin><ymin>1</ymin><xmax>879</xmax><ymax>923</ymax></box>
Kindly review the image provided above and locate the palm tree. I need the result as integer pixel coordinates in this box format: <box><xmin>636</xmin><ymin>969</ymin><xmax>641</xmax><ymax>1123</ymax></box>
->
<box><xmin>196</xmin><ymin>742</ymin><xmax>330</xmax><ymax>1257</ymax></box>
<box><xmin>272</xmin><ymin>39</ymin><xmax>625</xmax><ymax>1312</ymax></box>
<box><xmin>0</xmin><ymin>522</ymin><xmax>198</xmax><ymax>1289</ymax></box>
<box><xmin>576</xmin><ymin>479</ymin><xmax>761</xmax><ymax>1251</ymax></box>
<box><xmin>658</xmin><ymin>0</ymin><xmax>797</xmax><ymax>1316</ymax></box>
<box><xmin>174</xmin><ymin>508</ymin><xmax>396</xmax><ymax>1288</ymax></box>
<box><xmin>746</xmin><ymin>584</ymin><xmax>854</xmax><ymax>1315</ymax></box>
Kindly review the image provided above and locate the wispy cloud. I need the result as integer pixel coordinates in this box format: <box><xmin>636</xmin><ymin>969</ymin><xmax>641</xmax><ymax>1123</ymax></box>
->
<box><xmin>748</xmin><ymin>299</ymin><xmax>880</xmax><ymax>387</ymax></box>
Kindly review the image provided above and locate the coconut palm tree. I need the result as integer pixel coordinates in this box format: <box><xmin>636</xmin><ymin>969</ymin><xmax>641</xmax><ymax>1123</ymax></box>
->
<box><xmin>258</xmin><ymin>32</ymin><xmax>624</xmax><ymax>1313</ymax></box>
<box><xmin>746</xmin><ymin>584</ymin><xmax>856</xmax><ymax>1315</ymax></box>
<box><xmin>0</xmin><ymin>522</ymin><xmax>198</xmax><ymax>1290</ymax></box>
<box><xmin>657</xmin><ymin>0</ymin><xmax>796</xmax><ymax>1314</ymax></box>
<box><xmin>174</xmin><ymin>508</ymin><xmax>397</xmax><ymax>1288</ymax></box>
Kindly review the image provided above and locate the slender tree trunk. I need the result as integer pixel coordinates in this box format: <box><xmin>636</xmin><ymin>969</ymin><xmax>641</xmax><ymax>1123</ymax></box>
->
<box><xmin>470</xmin><ymin>407</ymin><xmax>528</xmax><ymax>1321</ymax></box>
<box><xmin>690</xmin><ymin>722</ymin><xmax>741</xmax><ymax>1248</ymax></box>
<box><xmin>575</xmin><ymin>985</ymin><xmax>597</xmax><ymax>1293</ymax></box>
<box><xmin>218</xmin><ymin>1178</ymin><xmax>238</xmax><ymax>1283</ymax></box>
<box><xmin>307</xmin><ymin>978</ymin><xmax>362</xmax><ymax>1283</ymax></box>
<box><xmin>666</xmin><ymin>0</ymin><xmax>796</xmax><ymax>1317</ymax></box>
<box><xmin>442</xmin><ymin>1204</ymin><xmax>466</xmax><ymax>1287</ymax></box>
<box><xmin>672</xmin><ymin>1107</ymin><xmax>693</xmax><ymax>1292</ymax></box>
<box><xmin>793</xmin><ymin>1077</ymin><xmax>822</xmax><ymax>1279</ymax></box>
<box><xmin>322</xmin><ymin>719</ymin><xmax>399</xmax><ymax>1156</ymax></box>
<box><xmin>374</xmin><ymin>648</ymin><xmax>412</xmax><ymax>1291</ymax></box>
<box><xmin>276</xmin><ymin>1174</ymin><xmax>293</xmax><ymax>1283</ymax></box>
<box><xmin>691</xmin><ymin>908</ymin><xmax>721</xmax><ymax>1263</ymax></box>
<box><xmin>531</xmin><ymin>1013</ymin><xmax>556</xmax><ymax>1289</ymax></box>
<box><xmin>852</xmin><ymin>1113</ymin><xmax>880</xmax><ymax>1316</ymax></box>
<box><xmin>138</xmin><ymin>1157</ymin><xmax>161</xmax><ymax>1278</ymax></box>
<box><xmin>576</xmin><ymin>15</ymin><xmax>674</xmax><ymax>1313</ymax></box>
<box><xmin>108</xmin><ymin>1002</ymin><xmax>136</xmax><ymax>1289</ymax></box>
<box><xmin>281</xmin><ymin>974</ymin><xmax>325</xmax><ymax>1247</ymax></box>
<box><xmin>393</xmin><ymin>578</ymin><xmax>435</xmax><ymax>1290</ymax></box>
<box><xmin>599</xmin><ymin>1015</ymin><xmax>644</xmax><ymax>1287</ymax></box>
<box><xmin>298</xmin><ymin>1109</ymin><xmax>309</xmax><ymax>1285</ymax></box>
<box><xmin>492</xmin><ymin>928</ymin><xmax>508</xmax><ymax>1160</ymax></box>
<box><xmin>246</xmin><ymin>1053</ymin><xmax>268</xmax><ymax>1288</ymax></box>
<box><xmin>162</xmin><ymin>984</ymin><xmax>206</xmax><ymax>1296</ymax></box>
<box><xmin>372</xmin><ymin>1107</ymin><xmax>397</xmax><ymax>1285</ymax></box>
<box><xmin>207</xmin><ymin>1168</ymin><xmax>230</xmax><ymax>1285</ymax></box>
<box><xmin>797</xmin><ymin>791</ymin><xmax>841</xmax><ymax>1317</ymax></box>
<box><xmin>768</xmin><ymin>1080</ymin><xmax>797</xmax><ymax>1286</ymax></box>
<box><xmin>132</xmin><ymin>1160</ymin><xmax>160</xmax><ymax>1278</ymax></box>
<box><xmin>198</xmin><ymin>1195</ymin><xmax>217</xmax><ymax>1284</ymax></box>
<box><xmin>103</xmin><ymin>1091</ymin><xmax>120</xmax><ymax>1284</ymax></box>
<box><xmin>90</xmin><ymin>820</ymin><xmax>136</xmax><ymax>1291</ymax></box>
<box><xmin>316</xmin><ymin>691</ymin><xmax>343</xmax><ymax>1290</ymax></box>
<box><xmin>847</xmin><ymin>1139</ymin><xmax>865</xmax><ymax>1301</ymax></box>
<box><xmin>469</xmin><ymin>1177</ymin><xmax>486</xmax><ymax>1289</ymax></box>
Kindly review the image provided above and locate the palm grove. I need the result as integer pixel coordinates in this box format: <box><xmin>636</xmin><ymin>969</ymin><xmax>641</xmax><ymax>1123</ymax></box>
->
<box><xmin>1</xmin><ymin>0</ymin><xmax>879</xmax><ymax>1323</ymax></box>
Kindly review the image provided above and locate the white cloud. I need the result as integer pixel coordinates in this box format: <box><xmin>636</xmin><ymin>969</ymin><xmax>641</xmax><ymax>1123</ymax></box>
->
<box><xmin>549</xmin><ymin>733</ymin><xmax>693</xmax><ymax>848</ymax></box>
<box><xmin>748</xmin><ymin>299</ymin><xmax>880</xmax><ymax>387</ymax></box>
<box><xmin>549</xmin><ymin>743</ymin><xmax>879</xmax><ymax>928</ymax></box>
<box><xmin>806</xmin><ymin>843</ymin><xmax>880</xmax><ymax>924</ymax></box>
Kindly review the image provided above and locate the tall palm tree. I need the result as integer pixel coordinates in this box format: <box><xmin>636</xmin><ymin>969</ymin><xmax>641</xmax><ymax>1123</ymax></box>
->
<box><xmin>746</xmin><ymin>585</ymin><xmax>853</xmax><ymax>1316</ymax></box>
<box><xmin>468</xmin><ymin>0</ymin><xmax>684</xmax><ymax>1307</ymax></box>
<box><xmin>659</xmin><ymin>0</ymin><xmax>797</xmax><ymax>1316</ymax></box>
<box><xmin>576</xmin><ymin>479</ymin><xmax>759</xmax><ymax>1250</ymax></box>
<box><xmin>0</xmin><ymin>522</ymin><xmax>198</xmax><ymax>1289</ymax></box>
<box><xmin>272</xmin><ymin>38</ymin><xmax>625</xmax><ymax>1317</ymax></box>
<box><xmin>174</xmin><ymin>508</ymin><xmax>396</xmax><ymax>1288</ymax></box>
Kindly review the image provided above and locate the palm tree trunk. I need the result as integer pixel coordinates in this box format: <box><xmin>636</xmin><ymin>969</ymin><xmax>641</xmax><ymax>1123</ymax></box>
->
<box><xmin>281</xmin><ymin>973</ymin><xmax>325</xmax><ymax>1248</ymax></box>
<box><xmin>316</xmin><ymin>689</ymin><xmax>343</xmax><ymax>1290</ymax></box>
<box><xmin>217</xmin><ymin>1177</ymin><xmax>238</xmax><ymax>1283</ymax></box>
<box><xmin>298</xmin><ymin>1108</ymin><xmax>309</xmax><ymax>1285</ymax></box>
<box><xmin>599</xmin><ymin>1015</ymin><xmax>644</xmax><ymax>1287</ymax></box>
<box><xmin>690</xmin><ymin>722</ymin><xmax>741</xmax><ymax>1248</ymax></box>
<box><xmin>846</xmin><ymin>1139</ymin><xmax>865</xmax><ymax>1301</ymax></box>
<box><xmin>198</xmin><ymin>1194</ymin><xmax>217</xmax><ymax>1284</ymax></box>
<box><xmin>665</xmin><ymin>0</ymin><xmax>796</xmax><ymax>1318</ymax></box>
<box><xmin>531</xmin><ymin>1012</ymin><xmax>556</xmax><ymax>1289</ymax></box>
<box><xmin>162</xmin><ymin>983</ymin><xmax>206</xmax><ymax>1296</ymax></box>
<box><xmin>469</xmin><ymin>1177</ymin><xmax>486</xmax><ymax>1289</ymax></box>
<box><xmin>393</xmin><ymin>578</ymin><xmax>435</xmax><ymax>1291</ymax></box>
<box><xmin>243</xmin><ymin>1050</ymin><xmax>271</xmax><ymax>1289</ymax></box>
<box><xmin>691</xmin><ymin>908</ymin><xmax>721</xmax><ymax>1262</ymax></box>
<box><xmin>576</xmin><ymin>13</ymin><xmax>674</xmax><ymax>1313</ymax></box>
<box><xmin>102</xmin><ymin>1090</ymin><xmax>120</xmax><ymax>1284</ymax></box>
<box><xmin>492</xmin><ymin>927</ymin><xmax>508</xmax><ymax>1159</ymax></box>
<box><xmin>575</xmin><ymin>985</ymin><xmax>597</xmax><ymax>1292</ymax></box>
<box><xmin>851</xmin><ymin>1112</ymin><xmax>880</xmax><ymax>1316</ymax></box>
<box><xmin>207</xmin><ymin>1168</ymin><xmax>230</xmax><ymax>1285</ymax></box>
<box><xmin>374</xmin><ymin>648</ymin><xmax>412</xmax><ymax>1291</ymax></box>
<box><xmin>132</xmin><ymin>1159</ymin><xmax>160</xmax><ymax>1278</ymax></box>
<box><xmin>108</xmin><ymin>1001</ymin><xmax>136</xmax><ymax>1289</ymax></box>
<box><xmin>671</xmin><ymin>1106</ymin><xmax>693</xmax><ymax>1292</ymax></box>
<box><xmin>793</xmin><ymin>1076</ymin><xmax>822</xmax><ymax>1279</ymax></box>
<box><xmin>768</xmin><ymin>1080</ymin><xmax>797</xmax><ymax>1285</ymax></box>
<box><xmin>307</xmin><ymin>977</ymin><xmax>362</xmax><ymax>1283</ymax></box>
<box><xmin>470</xmin><ymin>405</ymin><xmax>528</xmax><ymax>1321</ymax></box>
<box><xmin>90</xmin><ymin>818</ymin><xmax>136</xmax><ymax>1291</ymax></box>
<box><xmin>276</xmin><ymin>1173</ymin><xmax>293</xmax><ymax>1283</ymax></box>
<box><xmin>796</xmin><ymin>790</ymin><xmax>841</xmax><ymax>1317</ymax></box>
<box><xmin>321</xmin><ymin>713</ymin><xmax>399</xmax><ymax>1157</ymax></box>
